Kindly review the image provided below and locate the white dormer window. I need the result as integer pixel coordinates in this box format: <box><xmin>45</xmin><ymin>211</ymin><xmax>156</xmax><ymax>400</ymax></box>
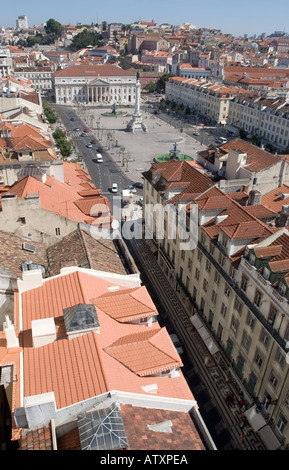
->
<box><xmin>263</xmin><ymin>267</ymin><xmax>270</xmax><ymax>280</ymax></box>
<box><xmin>278</xmin><ymin>282</ymin><xmax>287</xmax><ymax>296</ymax></box>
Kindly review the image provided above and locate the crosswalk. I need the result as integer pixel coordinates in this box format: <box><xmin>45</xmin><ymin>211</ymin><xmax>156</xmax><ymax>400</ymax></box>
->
<box><xmin>68</xmin><ymin>131</ymin><xmax>94</xmax><ymax>138</ymax></box>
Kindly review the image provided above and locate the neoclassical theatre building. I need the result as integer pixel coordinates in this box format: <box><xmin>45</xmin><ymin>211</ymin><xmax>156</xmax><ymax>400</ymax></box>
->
<box><xmin>53</xmin><ymin>64</ymin><xmax>137</xmax><ymax>105</ymax></box>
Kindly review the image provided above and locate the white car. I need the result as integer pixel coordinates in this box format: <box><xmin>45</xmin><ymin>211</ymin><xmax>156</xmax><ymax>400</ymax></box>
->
<box><xmin>111</xmin><ymin>183</ymin><xmax>118</xmax><ymax>193</ymax></box>
<box><xmin>170</xmin><ymin>333</ymin><xmax>184</xmax><ymax>355</ymax></box>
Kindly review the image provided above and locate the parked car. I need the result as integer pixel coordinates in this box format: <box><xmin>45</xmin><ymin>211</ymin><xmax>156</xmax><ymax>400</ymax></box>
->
<box><xmin>133</xmin><ymin>182</ymin><xmax>143</xmax><ymax>189</ymax></box>
<box><xmin>193</xmin><ymin>131</ymin><xmax>200</xmax><ymax>136</ymax></box>
<box><xmin>169</xmin><ymin>333</ymin><xmax>184</xmax><ymax>355</ymax></box>
<box><xmin>111</xmin><ymin>183</ymin><xmax>118</xmax><ymax>193</ymax></box>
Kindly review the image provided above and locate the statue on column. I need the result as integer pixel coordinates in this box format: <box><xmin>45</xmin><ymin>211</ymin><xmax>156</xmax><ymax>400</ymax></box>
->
<box><xmin>126</xmin><ymin>72</ymin><xmax>148</xmax><ymax>133</ymax></box>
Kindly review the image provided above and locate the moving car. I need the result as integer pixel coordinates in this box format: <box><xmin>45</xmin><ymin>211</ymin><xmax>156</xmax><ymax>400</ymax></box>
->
<box><xmin>193</xmin><ymin>131</ymin><xmax>200</xmax><ymax>136</ymax></box>
<box><xmin>96</xmin><ymin>153</ymin><xmax>103</xmax><ymax>163</ymax></box>
<box><xmin>84</xmin><ymin>128</ymin><xmax>90</xmax><ymax>133</ymax></box>
<box><xmin>111</xmin><ymin>183</ymin><xmax>118</xmax><ymax>193</ymax></box>
<box><xmin>217</xmin><ymin>137</ymin><xmax>227</xmax><ymax>144</ymax></box>
<box><xmin>169</xmin><ymin>333</ymin><xmax>184</xmax><ymax>355</ymax></box>
<box><xmin>74</xmin><ymin>127</ymin><xmax>80</xmax><ymax>131</ymax></box>
<box><xmin>70</xmin><ymin>117</ymin><xmax>75</xmax><ymax>121</ymax></box>
<box><xmin>127</xmin><ymin>185</ymin><xmax>136</xmax><ymax>193</ymax></box>
<box><xmin>86</xmin><ymin>143</ymin><xmax>93</xmax><ymax>148</ymax></box>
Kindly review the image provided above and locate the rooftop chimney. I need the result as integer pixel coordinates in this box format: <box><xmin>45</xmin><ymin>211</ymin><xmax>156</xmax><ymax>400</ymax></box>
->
<box><xmin>4</xmin><ymin>315</ymin><xmax>19</xmax><ymax>348</ymax></box>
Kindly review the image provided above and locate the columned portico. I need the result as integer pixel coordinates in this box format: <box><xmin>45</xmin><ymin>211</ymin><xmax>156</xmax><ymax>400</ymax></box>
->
<box><xmin>87</xmin><ymin>85</ymin><xmax>110</xmax><ymax>104</ymax></box>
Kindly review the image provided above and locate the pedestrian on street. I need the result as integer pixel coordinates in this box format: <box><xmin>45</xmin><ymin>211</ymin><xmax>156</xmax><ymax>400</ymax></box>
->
<box><xmin>240</xmin><ymin>417</ymin><xmax>248</xmax><ymax>431</ymax></box>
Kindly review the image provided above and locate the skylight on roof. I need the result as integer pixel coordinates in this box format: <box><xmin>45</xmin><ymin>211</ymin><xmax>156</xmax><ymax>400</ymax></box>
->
<box><xmin>77</xmin><ymin>404</ymin><xmax>128</xmax><ymax>451</ymax></box>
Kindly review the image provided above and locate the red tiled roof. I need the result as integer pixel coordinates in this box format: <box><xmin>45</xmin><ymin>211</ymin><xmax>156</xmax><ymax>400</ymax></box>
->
<box><xmin>219</xmin><ymin>138</ymin><xmax>281</xmax><ymax>172</ymax></box>
<box><xmin>5</xmin><ymin>162</ymin><xmax>106</xmax><ymax>225</ymax></box>
<box><xmin>261</xmin><ymin>184</ymin><xmax>289</xmax><ymax>213</ymax></box>
<box><xmin>104</xmin><ymin>328</ymin><xmax>182</xmax><ymax>376</ymax></box>
<box><xmin>17</xmin><ymin>269</ymin><xmax>194</xmax><ymax>414</ymax></box>
<box><xmin>54</xmin><ymin>64</ymin><xmax>136</xmax><ymax>78</ymax></box>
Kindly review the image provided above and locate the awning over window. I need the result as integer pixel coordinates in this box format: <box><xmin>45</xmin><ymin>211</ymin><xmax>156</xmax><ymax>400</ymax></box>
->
<box><xmin>190</xmin><ymin>315</ymin><xmax>219</xmax><ymax>355</ymax></box>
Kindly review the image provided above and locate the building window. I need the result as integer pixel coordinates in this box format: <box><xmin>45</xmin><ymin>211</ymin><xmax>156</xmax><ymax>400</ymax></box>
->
<box><xmin>224</xmin><ymin>284</ymin><xmax>231</xmax><ymax>298</ymax></box>
<box><xmin>255</xmin><ymin>350</ymin><xmax>263</xmax><ymax>368</ymax></box>
<box><xmin>203</xmin><ymin>278</ymin><xmax>208</xmax><ymax>292</ymax></box>
<box><xmin>205</xmin><ymin>259</ymin><xmax>211</xmax><ymax>272</ymax></box>
<box><xmin>242</xmin><ymin>331</ymin><xmax>251</xmax><ymax>351</ymax></box>
<box><xmin>276</xmin><ymin>413</ymin><xmax>287</xmax><ymax>435</ymax></box>
<box><xmin>260</xmin><ymin>329</ymin><xmax>270</xmax><ymax>348</ymax></box>
<box><xmin>230</xmin><ymin>316</ymin><xmax>239</xmax><ymax>335</ymax></box>
<box><xmin>241</xmin><ymin>274</ymin><xmax>249</xmax><ymax>293</ymax></box>
<box><xmin>247</xmin><ymin>372</ymin><xmax>257</xmax><ymax>393</ymax></box>
<box><xmin>269</xmin><ymin>370</ymin><xmax>278</xmax><ymax>389</ymax></box>
<box><xmin>195</xmin><ymin>268</ymin><xmax>200</xmax><ymax>280</ymax></box>
<box><xmin>254</xmin><ymin>289</ymin><xmax>262</xmax><ymax>308</ymax></box>
<box><xmin>215</xmin><ymin>271</ymin><xmax>220</xmax><ymax>285</ymax></box>
<box><xmin>197</xmin><ymin>249</ymin><xmax>202</xmax><ymax>261</ymax></box>
<box><xmin>211</xmin><ymin>290</ymin><xmax>217</xmax><ymax>305</ymax></box>
<box><xmin>234</xmin><ymin>297</ymin><xmax>243</xmax><ymax>315</ymax></box>
<box><xmin>246</xmin><ymin>312</ymin><xmax>255</xmax><ymax>330</ymax></box>
<box><xmin>220</xmin><ymin>303</ymin><xmax>227</xmax><ymax>318</ymax></box>
<box><xmin>55</xmin><ymin>227</ymin><xmax>61</xmax><ymax>235</ymax></box>
<box><xmin>268</xmin><ymin>305</ymin><xmax>277</xmax><ymax>326</ymax></box>
<box><xmin>275</xmin><ymin>349</ymin><xmax>285</xmax><ymax>367</ymax></box>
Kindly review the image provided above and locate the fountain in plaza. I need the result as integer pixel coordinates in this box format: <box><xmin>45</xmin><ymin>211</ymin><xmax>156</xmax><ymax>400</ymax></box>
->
<box><xmin>154</xmin><ymin>141</ymin><xmax>192</xmax><ymax>163</ymax></box>
<box><xmin>126</xmin><ymin>72</ymin><xmax>148</xmax><ymax>133</ymax></box>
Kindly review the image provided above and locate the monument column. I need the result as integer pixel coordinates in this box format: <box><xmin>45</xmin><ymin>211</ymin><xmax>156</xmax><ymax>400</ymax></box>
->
<box><xmin>126</xmin><ymin>72</ymin><xmax>147</xmax><ymax>133</ymax></box>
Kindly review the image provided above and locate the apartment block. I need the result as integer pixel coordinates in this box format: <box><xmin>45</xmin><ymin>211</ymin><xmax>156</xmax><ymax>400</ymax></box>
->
<box><xmin>227</xmin><ymin>94</ymin><xmax>289</xmax><ymax>151</ymax></box>
<box><xmin>142</xmin><ymin>159</ymin><xmax>289</xmax><ymax>449</ymax></box>
<box><xmin>165</xmin><ymin>76</ymin><xmax>247</xmax><ymax>125</ymax></box>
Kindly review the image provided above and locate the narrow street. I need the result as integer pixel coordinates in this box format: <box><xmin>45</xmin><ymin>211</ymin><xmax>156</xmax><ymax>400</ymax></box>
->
<box><xmin>125</xmin><ymin>236</ymin><xmax>265</xmax><ymax>450</ymax></box>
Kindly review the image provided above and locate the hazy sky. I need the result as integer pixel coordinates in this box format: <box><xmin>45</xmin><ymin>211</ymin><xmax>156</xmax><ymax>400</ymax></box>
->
<box><xmin>2</xmin><ymin>0</ymin><xmax>289</xmax><ymax>37</ymax></box>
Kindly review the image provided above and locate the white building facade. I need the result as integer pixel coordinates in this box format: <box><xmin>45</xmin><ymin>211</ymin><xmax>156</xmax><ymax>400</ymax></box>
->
<box><xmin>53</xmin><ymin>64</ymin><xmax>137</xmax><ymax>105</ymax></box>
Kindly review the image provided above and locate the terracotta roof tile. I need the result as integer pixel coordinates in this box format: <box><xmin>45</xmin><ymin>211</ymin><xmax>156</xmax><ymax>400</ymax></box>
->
<box><xmin>104</xmin><ymin>328</ymin><xmax>182</xmax><ymax>376</ymax></box>
<box><xmin>121</xmin><ymin>404</ymin><xmax>205</xmax><ymax>450</ymax></box>
<box><xmin>219</xmin><ymin>138</ymin><xmax>281</xmax><ymax>172</ymax></box>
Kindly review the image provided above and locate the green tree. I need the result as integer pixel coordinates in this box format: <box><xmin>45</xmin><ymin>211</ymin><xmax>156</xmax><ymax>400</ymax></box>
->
<box><xmin>71</xmin><ymin>29</ymin><xmax>99</xmax><ymax>50</ymax></box>
<box><xmin>157</xmin><ymin>73</ymin><xmax>174</xmax><ymax>93</ymax></box>
<box><xmin>44</xmin><ymin>18</ymin><xmax>62</xmax><ymax>37</ymax></box>
<box><xmin>143</xmin><ymin>81</ymin><xmax>157</xmax><ymax>92</ymax></box>
<box><xmin>59</xmin><ymin>139</ymin><xmax>72</xmax><ymax>157</ymax></box>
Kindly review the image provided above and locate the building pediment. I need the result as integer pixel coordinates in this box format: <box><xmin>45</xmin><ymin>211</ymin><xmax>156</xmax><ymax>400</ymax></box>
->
<box><xmin>88</xmin><ymin>77</ymin><xmax>110</xmax><ymax>86</ymax></box>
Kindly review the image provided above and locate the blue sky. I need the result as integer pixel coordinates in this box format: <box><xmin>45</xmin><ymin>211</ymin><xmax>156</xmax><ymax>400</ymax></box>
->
<box><xmin>1</xmin><ymin>0</ymin><xmax>289</xmax><ymax>37</ymax></box>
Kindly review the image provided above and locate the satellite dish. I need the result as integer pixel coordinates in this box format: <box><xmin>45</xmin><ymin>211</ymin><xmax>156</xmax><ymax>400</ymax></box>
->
<box><xmin>2</xmin><ymin>86</ymin><xmax>7</xmax><ymax>92</ymax></box>
<box><xmin>10</xmin><ymin>86</ymin><xmax>17</xmax><ymax>93</ymax></box>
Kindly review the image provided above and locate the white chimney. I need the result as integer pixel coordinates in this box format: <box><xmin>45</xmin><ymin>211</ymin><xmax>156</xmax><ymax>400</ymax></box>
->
<box><xmin>32</xmin><ymin>318</ymin><xmax>57</xmax><ymax>348</ymax></box>
<box><xmin>4</xmin><ymin>315</ymin><xmax>19</xmax><ymax>348</ymax></box>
